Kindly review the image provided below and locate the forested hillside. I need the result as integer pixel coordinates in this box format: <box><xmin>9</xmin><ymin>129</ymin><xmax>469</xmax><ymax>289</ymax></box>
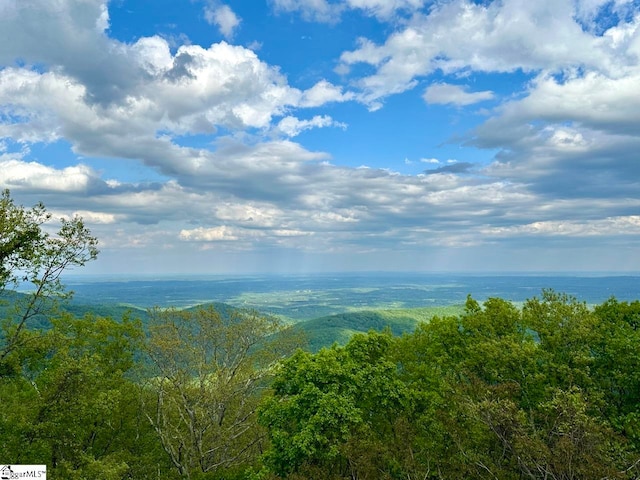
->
<box><xmin>3</xmin><ymin>290</ymin><xmax>640</xmax><ymax>478</ymax></box>
<box><xmin>288</xmin><ymin>305</ymin><xmax>463</xmax><ymax>352</ymax></box>
<box><xmin>2</xmin><ymin>288</ymin><xmax>463</xmax><ymax>352</ymax></box>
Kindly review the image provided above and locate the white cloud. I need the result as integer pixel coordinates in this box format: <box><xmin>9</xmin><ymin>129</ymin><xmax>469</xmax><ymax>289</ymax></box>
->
<box><xmin>272</xmin><ymin>229</ymin><xmax>312</xmax><ymax>237</ymax></box>
<box><xmin>144</xmin><ymin>41</ymin><xmax>301</xmax><ymax>130</ymax></box>
<box><xmin>5</xmin><ymin>136</ymin><xmax>637</xmax><ymax>267</ymax></box>
<box><xmin>484</xmin><ymin>70</ymin><xmax>640</xmax><ymax>136</ymax></box>
<box><xmin>339</xmin><ymin>0</ymin><xmax>637</xmax><ymax>105</ymax></box>
<box><xmin>213</xmin><ymin>203</ymin><xmax>283</xmax><ymax>228</ymax></box>
<box><xmin>130</xmin><ymin>35</ymin><xmax>174</xmax><ymax>73</ymax></box>
<box><xmin>300</xmin><ymin>80</ymin><xmax>355</xmax><ymax>107</ymax></box>
<box><xmin>0</xmin><ymin>40</ymin><xmax>306</xmax><ymax>162</ymax></box>
<box><xmin>0</xmin><ymin>159</ymin><xmax>103</xmax><ymax>193</ymax></box>
<box><xmin>423</xmin><ymin>83</ymin><xmax>494</xmax><ymax>106</ymax></box>
<box><xmin>0</xmin><ymin>0</ymin><xmax>143</xmax><ymax>103</ymax></box>
<box><xmin>276</xmin><ymin>115</ymin><xmax>346</xmax><ymax>137</ymax></box>
<box><xmin>0</xmin><ymin>1</ymin><xmax>304</xmax><ymax>133</ymax></box>
<box><xmin>482</xmin><ymin>216</ymin><xmax>640</xmax><ymax>238</ymax></box>
<box><xmin>465</xmin><ymin>63</ymin><xmax>640</xmax><ymax>200</ymax></box>
<box><xmin>70</xmin><ymin>210</ymin><xmax>119</xmax><ymax>224</ymax></box>
<box><xmin>180</xmin><ymin>226</ymin><xmax>240</xmax><ymax>242</ymax></box>
<box><xmin>204</xmin><ymin>3</ymin><xmax>241</xmax><ymax>39</ymax></box>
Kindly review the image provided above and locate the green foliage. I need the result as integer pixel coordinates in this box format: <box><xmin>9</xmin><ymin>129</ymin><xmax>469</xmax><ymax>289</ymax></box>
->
<box><xmin>260</xmin><ymin>331</ymin><xmax>412</xmax><ymax>478</ymax></box>
<box><xmin>592</xmin><ymin>298</ymin><xmax>640</xmax><ymax>448</ymax></box>
<box><xmin>144</xmin><ymin>306</ymin><xmax>302</xmax><ymax>479</ymax></box>
<box><xmin>1</xmin><ymin>189</ymin><xmax>98</xmax><ymax>365</ymax></box>
<box><xmin>0</xmin><ymin>313</ymin><xmax>170</xmax><ymax>479</ymax></box>
<box><xmin>0</xmin><ymin>189</ymin><xmax>48</xmax><ymax>290</ymax></box>
<box><xmin>260</xmin><ymin>293</ymin><xmax>640</xmax><ymax>479</ymax></box>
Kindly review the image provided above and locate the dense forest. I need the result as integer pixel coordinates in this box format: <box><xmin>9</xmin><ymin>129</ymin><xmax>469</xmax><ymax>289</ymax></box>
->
<box><xmin>2</xmin><ymin>190</ymin><xmax>640</xmax><ymax>479</ymax></box>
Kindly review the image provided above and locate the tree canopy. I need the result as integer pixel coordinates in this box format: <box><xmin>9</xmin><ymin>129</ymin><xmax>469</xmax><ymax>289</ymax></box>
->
<box><xmin>259</xmin><ymin>292</ymin><xmax>640</xmax><ymax>479</ymax></box>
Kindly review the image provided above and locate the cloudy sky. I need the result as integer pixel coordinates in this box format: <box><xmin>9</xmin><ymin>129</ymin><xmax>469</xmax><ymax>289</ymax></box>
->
<box><xmin>1</xmin><ymin>0</ymin><xmax>639</xmax><ymax>275</ymax></box>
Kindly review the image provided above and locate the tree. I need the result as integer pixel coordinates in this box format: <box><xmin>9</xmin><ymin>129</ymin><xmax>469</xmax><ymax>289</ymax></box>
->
<box><xmin>389</xmin><ymin>294</ymin><xmax>637</xmax><ymax>479</ymax></box>
<box><xmin>144</xmin><ymin>305</ymin><xmax>300</xmax><ymax>479</ymax></box>
<box><xmin>260</xmin><ymin>331</ymin><xmax>413</xmax><ymax>479</ymax></box>
<box><xmin>592</xmin><ymin>298</ymin><xmax>640</xmax><ymax>450</ymax></box>
<box><xmin>0</xmin><ymin>189</ymin><xmax>98</xmax><ymax>367</ymax></box>
<box><xmin>521</xmin><ymin>290</ymin><xmax>597</xmax><ymax>391</ymax></box>
<box><xmin>0</xmin><ymin>313</ymin><xmax>168</xmax><ymax>479</ymax></box>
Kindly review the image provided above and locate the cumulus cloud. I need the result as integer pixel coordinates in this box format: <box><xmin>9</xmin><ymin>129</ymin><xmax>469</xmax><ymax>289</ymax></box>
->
<box><xmin>326</xmin><ymin>0</ymin><xmax>640</xmax><ymax>214</ymax></box>
<box><xmin>300</xmin><ymin>80</ymin><xmax>355</xmax><ymax>107</ymax></box>
<box><xmin>1</xmin><ymin>0</ymin><xmax>639</xmax><ymax>272</ymax></box>
<box><xmin>0</xmin><ymin>33</ymin><xmax>357</xmax><ymax>169</ymax></box>
<box><xmin>179</xmin><ymin>224</ymin><xmax>313</xmax><ymax>245</ymax></box>
<box><xmin>480</xmin><ymin>70</ymin><xmax>640</xmax><ymax>138</ymax></box>
<box><xmin>0</xmin><ymin>42</ymin><xmax>306</xmax><ymax>165</ymax></box>
<box><xmin>465</xmin><ymin>66</ymin><xmax>640</xmax><ymax>200</ymax></box>
<box><xmin>69</xmin><ymin>210</ymin><xmax>119</xmax><ymax>224</ymax></box>
<box><xmin>5</xmin><ymin>138</ymin><xmax>638</xmax><ymax>268</ymax></box>
<box><xmin>0</xmin><ymin>0</ymin><xmax>144</xmax><ymax>104</ymax></box>
<box><xmin>339</xmin><ymin>0</ymin><xmax>637</xmax><ymax>105</ymax></box>
<box><xmin>204</xmin><ymin>3</ymin><xmax>241</xmax><ymax>39</ymax></box>
<box><xmin>0</xmin><ymin>158</ymin><xmax>106</xmax><ymax>193</ymax></box>
<box><xmin>0</xmin><ymin>2</ymin><xmax>307</xmax><ymax>132</ymax></box>
<box><xmin>423</xmin><ymin>83</ymin><xmax>494</xmax><ymax>106</ymax></box>
<box><xmin>0</xmin><ymin>144</ymin><xmax>538</xmax><ymax>254</ymax></box>
<box><xmin>478</xmin><ymin>124</ymin><xmax>640</xmax><ymax>200</ymax></box>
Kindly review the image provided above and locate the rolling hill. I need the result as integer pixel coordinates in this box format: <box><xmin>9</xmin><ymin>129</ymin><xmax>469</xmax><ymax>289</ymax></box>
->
<box><xmin>290</xmin><ymin>305</ymin><xmax>465</xmax><ymax>351</ymax></box>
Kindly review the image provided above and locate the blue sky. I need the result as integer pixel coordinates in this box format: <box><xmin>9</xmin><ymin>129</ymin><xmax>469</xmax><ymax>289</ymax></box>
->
<box><xmin>1</xmin><ymin>0</ymin><xmax>640</xmax><ymax>275</ymax></box>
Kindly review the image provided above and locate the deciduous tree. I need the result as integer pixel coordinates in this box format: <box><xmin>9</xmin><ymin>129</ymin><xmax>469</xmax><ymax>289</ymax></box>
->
<box><xmin>144</xmin><ymin>305</ymin><xmax>299</xmax><ymax>479</ymax></box>
<box><xmin>0</xmin><ymin>189</ymin><xmax>98</xmax><ymax>368</ymax></box>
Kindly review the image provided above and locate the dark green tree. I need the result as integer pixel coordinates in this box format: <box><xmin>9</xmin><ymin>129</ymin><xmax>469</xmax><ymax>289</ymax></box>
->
<box><xmin>592</xmin><ymin>298</ymin><xmax>640</xmax><ymax>449</ymax></box>
<box><xmin>260</xmin><ymin>293</ymin><xmax>640</xmax><ymax>479</ymax></box>
<box><xmin>260</xmin><ymin>331</ymin><xmax>412</xmax><ymax>479</ymax></box>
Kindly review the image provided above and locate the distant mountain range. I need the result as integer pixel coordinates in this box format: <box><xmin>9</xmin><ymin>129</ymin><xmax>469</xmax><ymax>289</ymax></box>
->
<box><xmin>5</xmin><ymin>273</ymin><xmax>639</xmax><ymax>350</ymax></box>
